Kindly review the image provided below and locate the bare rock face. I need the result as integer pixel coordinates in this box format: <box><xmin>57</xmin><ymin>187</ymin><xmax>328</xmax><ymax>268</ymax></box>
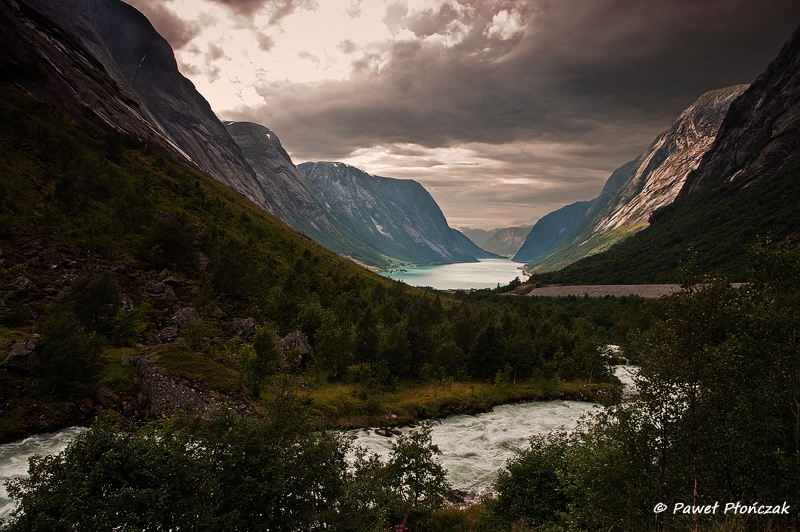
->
<box><xmin>158</xmin><ymin>326</ymin><xmax>179</xmax><ymax>343</ymax></box>
<box><xmin>228</xmin><ymin>317</ymin><xmax>258</xmax><ymax>340</ymax></box>
<box><xmin>172</xmin><ymin>307</ymin><xmax>199</xmax><ymax>330</ymax></box>
<box><xmin>682</xmin><ymin>24</ymin><xmax>800</xmax><ymax>194</ymax></box>
<box><xmin>520</xmin><ymin>85</ymin><xmax>748</xmax><ymax>273</ymax></box>
<box><xmin>281</xmin><ymin>331</ymin><xmax>314</xmax><ymax>369</ymax></box>
<box><xmin>135</xmin><ymin>354</ymin><xmax>222</xmax><ymax>420</ymax></box>
<box><xmin>1</xmin><ymin>334</ymin><xmax>43</xmax><ymax>373</ymax></box>
<box><xmin>296</xmin><ymin>162</ymin><xmax>476</xmax><ymax>266</ymax></box>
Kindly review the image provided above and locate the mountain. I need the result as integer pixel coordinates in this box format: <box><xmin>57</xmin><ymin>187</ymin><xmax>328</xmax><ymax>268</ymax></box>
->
<box><xmin>532</xmin><ymin>24</ymin><xmax>800</xmax><ymax>284</ymax></box>
<box><xmin>29</xmin><ymin>0</ymin><xmax>276</xmax><ymax>213</ymax></box>
<box><xmin>15</xmin><ymin>0</ymin><xmax>472</xmax><ymax>269</ymax></box>
<box><xmin>223</xmin><ymin>121</ymin><xmax>393</xmax><ymax>267</ymax></box>
<box><xmin>513</xmin><ymin>201</ymin><xmax>594</xmax><ymax>263</ymax></box>
<box><xmin>459</xmin><ymin>226</ymin><xmax>532</xmax><ymax>257</ymax></box>
<box><xmin>681</xmin><ymin>27</ymin><xmax>800</xmax><ymax>194</ymax></box>
<box><xmin>452</xmin><ymin>229</ymin><xmax>502</xmax><ymax>259</ymax></box>
<box><xmin>297</xmin><ymin>162</ymin><xmax>476</xmax><ymax>266</ymax></box>
<box><xmin>524</xmin><ymin>85</ymin><xmax>747</xmax><ymax>273</ymax></box>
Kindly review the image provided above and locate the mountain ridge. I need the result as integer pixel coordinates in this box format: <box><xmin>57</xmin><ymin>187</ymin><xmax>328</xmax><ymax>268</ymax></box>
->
<box><xmin>529</xmin><ymin>24</ymin><xmax>800</xmax><ymax>284</ymax></box>
<box><xmin>297</xmin><ymin>162</ymin><xmax>476</xmax><ymax>266</ymax></box>
<box><xmin>522</xmin><ymin>85</ymin><xmax>747</xmax><ymax>273</ymax></box>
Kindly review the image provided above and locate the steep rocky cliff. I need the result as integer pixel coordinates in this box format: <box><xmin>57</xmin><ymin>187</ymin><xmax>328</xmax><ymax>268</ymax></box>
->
<box><xmin>530</xmin><ymin>25</ymin><xmax>800</xmax><ymax>284</ymax></box>
<box><xmin>29</xmin><ymin>0</ymin><xmax>277</xmax><ymax>213</ymax></box>
<box><xmin>524</xmin><ymin>85</ymin><xmax>747</xmax><ymax>273</ymax></box>
<box><xmin>225</xmin><ymin>122</ymin><xmax>396</xmax><ymax>267</ymax></box>
<box><xmin>298</xmin><ymin>162</ymin><xmax>476</xmax><ymax>265</ymax></box>
<box><xmin>682</xmin><ymin>25</ymin><xmax>800</xmax><ymax>194</ymax></box>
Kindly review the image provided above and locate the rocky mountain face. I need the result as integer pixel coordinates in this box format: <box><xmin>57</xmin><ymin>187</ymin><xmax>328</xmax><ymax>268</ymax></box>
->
<box><xmin>682</xmin><ymin>26</ymin><xmax>800</xmax><ymax>194</ymax></box>
<box><xmin>27</xmin><ymin>0</ymin><xmax>275</xmax><ymax>212</ymax></box>
<box><xmin>0</xmin><ymin>0</ymin><xmax>178</xmax><ymax>153</ymax></box>
<box><xmin>224</xmin><ymin>122</ymin><xmax>391</xmax><ymax>267</ymax></box>
<box><xmin>297</xmin><ymin>162</ymin><xmax>476</xmax><ymax>265</ymax></box>
<box><xmin>513</xmin><ymin>201</ymin><xmax>594</xmax><ymax>263</ymax></box>
<box><xmin>4</xmin><ymin>0</ymin><xmax>471</xmax><ymax>269</ymax></box>
<box><xmin>523</xmin><ymin>85</ymin><xmax>747</xmax><ymax>273</ymax></box>
<box><xmin>459</xmin><ymin>226</ymin><xmax>532</xmax><ymax>258</ymax></box>
<box><xmin>532</xmin><ymin>24</ymin><xmax>800</xmax><ymax>284</ymax></box>
<box><xmin>452</xmin><ymin>230</ymin><xmax>502</xmax><ymax>259</ymax></box>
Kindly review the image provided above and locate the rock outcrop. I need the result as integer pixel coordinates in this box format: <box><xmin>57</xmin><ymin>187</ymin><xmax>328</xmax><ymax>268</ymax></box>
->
<box><xmin>134</xmin><ymin>351</ymin><xmax>254</xmax><ymax>420</ymax></box>
<box><xmin>29</xmin><ymin>0</ymin><xmax>277</xmax><ymax>214</ymax></box>
<box><xmin>0</xmin><ymin>334</ymin><xmax>43</xmax><ymax>373</ymax></box>
<box><xmin>682</xmin><ymin>24</ymin><xmax>800</xmax><ymax>194</ymax></box>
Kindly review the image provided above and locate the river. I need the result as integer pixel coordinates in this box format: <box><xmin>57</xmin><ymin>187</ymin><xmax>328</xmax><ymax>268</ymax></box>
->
<box><xmin>0</xmin><ymin>426</ymin><xmax>88</xmax><ymax>520</ymax></box>
<box><xmin>351</xmin><ymin>399</ymin><xmax>598</xmax><ymax>500</ymax></box>
<box><xmin>0</xmin><ymin>401</ymin><xmax>596</xmax><ymax>518</ymax></box>
<box><xmin>380</xmin><ymin>258</ymin><xmax>525</xmax><ymax>290</ymax></box>
<box><xmin>0</xmin><ymin>368</ymin><xmax>635</xmax><ymax>519</ymax></box>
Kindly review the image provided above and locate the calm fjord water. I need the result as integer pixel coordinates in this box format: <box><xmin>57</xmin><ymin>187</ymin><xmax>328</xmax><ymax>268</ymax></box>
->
<box><xmin>380</xmin><ymin>258</ymin><xmax>525</xmax><ymax>290</ymax></box>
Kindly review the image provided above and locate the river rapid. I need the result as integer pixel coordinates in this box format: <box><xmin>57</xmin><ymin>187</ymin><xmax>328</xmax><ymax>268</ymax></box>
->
<box><xmin>0</xmin><ymin>426</ymin><xmax>88</xmax><ymax>520</ymax></box>
<box><xmin>0</xmin><ymin>367</ymin><xmax>635</xmax><ymax>519</ymax></box>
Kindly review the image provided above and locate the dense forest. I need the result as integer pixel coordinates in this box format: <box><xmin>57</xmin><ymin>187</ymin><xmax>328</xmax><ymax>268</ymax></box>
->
<box><xmin>0</xmin><ymin>87</ymin><xmax>641</xmax><ymax>438</ymax></box>
<box><xmin>2</xmin><ymin>86</ymin><xmax>798</xmax><ymax>530</ymax></box>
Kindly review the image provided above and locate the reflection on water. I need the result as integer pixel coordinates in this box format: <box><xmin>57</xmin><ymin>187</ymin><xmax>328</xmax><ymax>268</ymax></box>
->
<box><xmin>380</xmin><ymin>258</ymin><xmax>525</xmax><ymax>290</ymax></box>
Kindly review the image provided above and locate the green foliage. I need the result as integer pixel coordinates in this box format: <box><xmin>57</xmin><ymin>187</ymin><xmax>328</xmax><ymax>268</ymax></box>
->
<box><xmin>33</xmin><ymin>304</ymin><xmax>102</xmax><ymax>395</ymax></box>
<box><xmin>111</xmin><ymin>302</ymin><xmax>150</xmax><ymax>347</ymax></box>
<box><xmin>486</xmin><ymin>240</ymin><xmax>800</xmax><ymax>531</ymax></box>
<box><xmin>1</xmin><ymin>415</ymin><xmax>450</xmax><ymax>531</ymax></box>
<box><xmin>59</xmin><ymin>273</ymin><xmax>121</xmax><ymax>337</ymax></box>
<box><xmin>241</xmin><ymin>324</ymin><xmax>280</xmax><ymax>396</ymax></box>
<box><xmin>487</xmin><ymin>432</ymin><xmax>571</xmax><ymax>530</ymax></box>
<box><xmin>31</xmin><ymin>274</ymin><xmax>123</xmax><ymax>394</ymax></box>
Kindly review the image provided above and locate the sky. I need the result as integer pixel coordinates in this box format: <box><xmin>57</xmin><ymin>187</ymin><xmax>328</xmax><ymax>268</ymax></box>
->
<box><xmin>125</xmin><ymin>0</ymin><xmax>800</xmax><ymax>229</ymax></box>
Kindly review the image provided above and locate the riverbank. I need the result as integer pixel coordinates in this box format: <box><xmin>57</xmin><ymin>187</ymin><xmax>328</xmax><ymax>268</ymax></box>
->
<box><xmin>308</xmin><ymin>377</ymin><xmax>616</xmax><ymax>430</ymax></box>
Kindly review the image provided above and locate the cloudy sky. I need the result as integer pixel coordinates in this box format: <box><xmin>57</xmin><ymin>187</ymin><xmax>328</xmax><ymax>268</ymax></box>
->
<box><xmin>126</xmin><ymin>0</ymin><xmax>800</xmax><ymax>229</ymax></box>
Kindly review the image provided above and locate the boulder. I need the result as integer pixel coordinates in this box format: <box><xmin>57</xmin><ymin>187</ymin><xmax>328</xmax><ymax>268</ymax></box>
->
<box><xmin>159</xmin><ymin>326</ymin><xmax>179</xmax><ymax>343</ymax></box>
<box><xmin>229</xmin><ymin>317</ymin><xmax>257</xmax><ymax>340</ymax></box>
<box><xmin>281</xmin><ymin>331</ymin><xmax>314</xmax><ymax>368</ymax></box>
<box><xmin>1</xmin><ymin>334</ymin><xmax>43</xmax><ymax>372</ymax></box>
<box><xmin>172</xmin><ymin>307</ymin><xmax>199</xmax><ymax>329</ymax></box>
<box><xmin>197</xmin><ymin>252</ymin><xmax>213</xmax><ymax>272</ymax></box>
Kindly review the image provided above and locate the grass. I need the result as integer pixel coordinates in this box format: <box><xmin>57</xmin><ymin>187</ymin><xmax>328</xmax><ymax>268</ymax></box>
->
<box><xmin>308</xmin><ymin>375</ymin><xmax>614</xmax><ymax>429</ymax></box>
<box><xmin>96</xmin><ymin>347</ymin><xmax>140</xmax><ymax>391</ymax></box>
<box><xmin>147</xmin><ymin>345</ymin><xmax>241</xmax><ymax>395</ymax></box>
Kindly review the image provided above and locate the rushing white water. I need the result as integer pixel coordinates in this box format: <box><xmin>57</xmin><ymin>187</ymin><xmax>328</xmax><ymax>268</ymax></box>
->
<box><xmin>0</xmin><ymin>427</ymin><xmax>87</xmax><ymax>520</ymax></box>
<box><xmin>380</xmin><ymin>258</ymin><xmax>525</xmax><ymax>290</ymax></box>
<box><xmin>351</xmin><ymin>399</ymin><xmax>599</xmax><ymax>499</ymax></box>
<box><xmin>0</xmin><ymin>368</ymin><xmax>635</xmax><ymax>517</ymax></box>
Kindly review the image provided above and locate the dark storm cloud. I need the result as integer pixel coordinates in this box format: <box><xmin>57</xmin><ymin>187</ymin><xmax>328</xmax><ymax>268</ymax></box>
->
<box><xmin>128</xmin><ymin>0</ymin><xmax>317</xmax><ymax>26</ymax></box>
<box><xmin>208</xmin><ymin>0</ymin><xmax>317</xmax><ymax>21</ymax></box>
<box><xmin>256</xmin><ymin>32</ymin><xmax>275</xmax><ymax>51</ymax></box>
<box><xmin>125</xmin><ymin>0</ymin><xmax>201</xmax><ymax>49</ymax></box>
<box><xmin>234</xmin><ymin>0</ymin><xmax>800</xmax><ymax>166</ymax></box>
